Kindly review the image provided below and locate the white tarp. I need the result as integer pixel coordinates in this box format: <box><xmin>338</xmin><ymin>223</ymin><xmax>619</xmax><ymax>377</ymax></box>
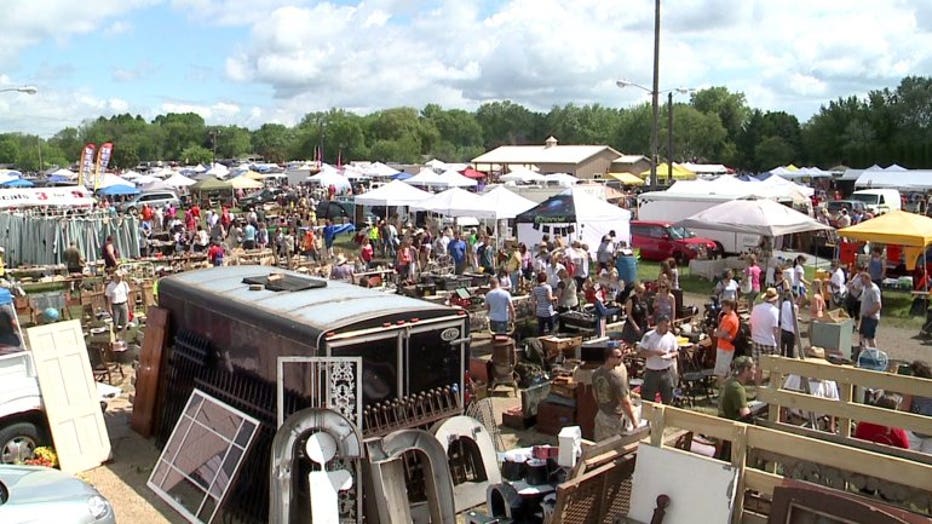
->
<box><xmin>0</xmin><ymin>187</ymin><xmax>95</xmax><ymax>209</ymax></box>
<box><xmin>544</xmin><ymin>173</ymin><xmax>579</xmax><ymax>187</ymax></box>
<box><xmin>365</xmin><ymin>162</ymin><xmax>400</xmax><ymax>178</ymax></box>
<box><xmin>411</xmin><ymin>187</ymin><xmax>495</xmax><ymax>218</ymax></box>
<box><xmin>478</xmin><ymin>186</ymin><xmax>537</xmax><ymax>219</ymax></box>
<box><xmin>856</xmin><ymin>169</ymin><xmax>932</xmax><ymax>190</ymax></box>
<box><xmin>682</xmin><ymin>162</ymin><xmax>730</xmax><ymax>174</ymax></box>
<box><xmin>354</xmin><ymin>179</ymin><xmax>432</xmax><ymax>207</ymax></box>
<box><xmin>677</xmin><ymin>198</ymin><xmax>831</xmax><ymax>238</ymax></box>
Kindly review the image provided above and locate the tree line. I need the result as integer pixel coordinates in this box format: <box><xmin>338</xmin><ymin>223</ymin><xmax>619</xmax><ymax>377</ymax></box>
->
<box><xmin>0</xmin><ymin>76</ymin><xmax>929</xmax><ymax>173</ymax></box>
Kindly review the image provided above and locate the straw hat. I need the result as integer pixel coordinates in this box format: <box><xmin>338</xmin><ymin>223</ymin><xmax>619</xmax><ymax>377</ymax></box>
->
<box><xmin>335</xmin><ymin>254</ymin><xmax>349</xmax><ymax>265</ymax></box>
<box><xmin>761</xmin><ymin>287</ymin><xmax>779</xmax><ymax>302</ymax></box>
<box><xmin>805</xmin><ymin>346</ymin><xmax>826</xmax><ymax>359</ymax></box>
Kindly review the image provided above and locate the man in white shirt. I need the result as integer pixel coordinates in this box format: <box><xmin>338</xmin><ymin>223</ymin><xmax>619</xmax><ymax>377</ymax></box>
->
<box><xmin>829</xmin><ymin>259</ymin><xmax>847</xmax><ymax>306</ymax></box>
<box><xmin>485</xmin><ymin>278</ymin><xmax>515</xmax><ymax>335</ymax></box>
<box><xmin>779</xmin><ymin>297</ymin><xmax>798</xmax><ymax>358</ymax></box>
<box><xmin>105</xmin><ymin>270</ymin><xmax>132</xmax><ymax>335</ymax></box>
<box><xmin>750</xmin><ymin>287</ymin><xmax>781</xmax><ymax>385</ymax></box>
<box><xmin>545</xmin><ymin>254</ymin><xmax>566</xmax><ymax>289</ymax></box>
<box><xmin>637</xmin><ymin>315</ymin><xmax>679</xmax><ymax>404</ymax></box>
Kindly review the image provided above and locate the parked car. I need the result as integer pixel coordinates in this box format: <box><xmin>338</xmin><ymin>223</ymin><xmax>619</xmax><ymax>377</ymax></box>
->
<box><xmin>120</xmin><ymin>190</ymin><xmax>181</xmax><ymax>214</ymax></box>
<box><xmin>240</xmin><ymin>187</ymin><xmax>286</xmax><ymax>208</ymax></box>
<box><xmin>825</xmin><ymin>200</ymin><xmax>867</xmax><ymax>217</ymax></box>
<box><xmin>629</xmin><ymin>220</ymin><xmax>721</xmax><ymax>263</ymax></box>
<box><xmin>0</xmin><ymin>465</ymin><xmax>115</xmax><ymax>523</ymax></box>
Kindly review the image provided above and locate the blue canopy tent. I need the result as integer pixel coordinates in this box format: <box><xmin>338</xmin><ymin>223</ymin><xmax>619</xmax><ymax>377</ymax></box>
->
<box><xmin>2</xmin><ymin>178</ymin><xmax>33</xmax><ymax>187</ymax></box>
<box><xmin>48</xmin><ymin>175</ymin><xmax>77</xmax><ymax>185</ymax></box>
<box><xmin>392</xmin><ymin>172</ymin><xmax>413</xmax><ymax>181</ymax></box>
<box><xmin>97</xmin><ymin>184</ymin><xmax>140</xmax><ymax>196</ymax></box>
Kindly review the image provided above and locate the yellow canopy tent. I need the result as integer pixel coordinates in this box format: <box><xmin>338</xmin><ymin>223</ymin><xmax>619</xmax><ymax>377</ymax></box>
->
<box><xmin>785</xmin><ymin>164</ymin><xmax>800</xmax><ymax>171</ymax></box>
<box><xmin>228</xmin><ymin>175</ymin><xmax>263</xmax><ymax>190</ymax></box>
<box><xmin>639</xmin><ymin>163</ymin><xmax>696</xmax><ymax>181</ymax></box>
<box><xmin>606</xmin><ymin>172</ymin><xmax>645</xmax><ymax>186</ymax></box>
<box><xmin>838</xmin><ymin>210</ymin><xmax>932</xmax><ymax>270</ymax></box>
<box><xmin>242</xmin><ymin>170</ymin><xmax>265</xmax><ymax>180</ymax></box>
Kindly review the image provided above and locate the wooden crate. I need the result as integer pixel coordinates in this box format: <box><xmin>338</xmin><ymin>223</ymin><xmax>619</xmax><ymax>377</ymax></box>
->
<box><xmin>540</xmin><ymin>335</ymin><xmax>583</xmax><ymax>359</ymax></box>
<box><xmin>536</xmin><ymin>401</ymin><xmax>576</xmax><ymax>436</ymax></box>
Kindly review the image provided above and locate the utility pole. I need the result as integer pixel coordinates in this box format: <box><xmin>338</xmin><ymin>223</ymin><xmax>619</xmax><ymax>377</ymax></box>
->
<box><xmin>667</xmin><ymin>91</ymin><xmax>673</xmax><ymax>183</ymax></box>
<box><xmin>649</xmin><ymin>0</ymin><xmax>661</xmax><ymax>188</ymax></box>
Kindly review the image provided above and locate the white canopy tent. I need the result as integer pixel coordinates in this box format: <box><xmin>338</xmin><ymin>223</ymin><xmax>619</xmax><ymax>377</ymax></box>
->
<box><xmin>411</xmin><ymin>187</ymin><xmax>496</xmax><ymax>218</ymax></box>
<box><xmin>91</xmin><ymin>173</ymin><xmax>135</xmax><ymax>190</ymax></box>
<box><xmin>478</xmin><ymin>186</ymin><xmax>537</xmax><ymax>219</ymax></box>
<box><xmin>139</xmin><ymin>180</ymin><xmax>175</xmax><ymax>192</ymax></box>
<box><xmin>682</xmin><ymin>162</ymin><xmax>730</xmax><ymax>175</ymax></box>
<box><xmin>404</xmin><ymin>168</ymin><xmax>443</xmax><ymax>186</ymax></box>
<box><xmin>354</xmin><ymin>179</ymin><xmax>432</xmax><ymax>207</ymax></box>
<box><xmin>544</xmin><ymin>173</ymin><xmax>580</xmax><ymax>187</ymax></box>
<box><xmin>164</xmin><ymin>172</ymin><xmax>196</xmax><ymax>188</ymax></box>
<box><xmin>424</xmin><ymin>159</ymin><xmax>447</xmax><ymax>171</ymax></box>
<box><xmin>228</xmin><ymin>175</ymin><xmax>264</xmax><ymax>190</ymax></box>
<box><xmin>50</xmin><ymin>167</ymin><xmax>77</xmax><ymax>179</ymax></box>
<box><xmin>308</xmin><ymin>169</ymin><xmax>351</xmax><ymax>191</ymax></box>
<box><xmin>677</xmin><ymin>199</ymin><xmax>831</xmax><ymax>238</ymax></box>
<box><xmin>434</xmin><ymin>169</ymin><xmax>478</xmax><ymax>188</ymax></box>
<box><xmin>501</xmin><ymin>166</ymin><xmax>546</xmax><ymax>184</ymax></box>
<box><xmin>134</xmin><ymin>174</ymin><xmax>159</xmax><ymax>186</ymax></box>
<box><xmin>365</xmin><ymin>162</ymin><xmax>401</xmax><ymax>178</ymax></box>
<box><xmin>120</xmin><ymin>170</ymin><xmax>143</xmax><ymax>180</ymax></box>
<box><xmin>856</xmin><ymin>169</ymin><xmax>932</xmax><ymax>190</ymax></box>
<box><xmin>205</xmin><ymin>163</ymin><xmax>230</xmax><ymax>178</ymax></box>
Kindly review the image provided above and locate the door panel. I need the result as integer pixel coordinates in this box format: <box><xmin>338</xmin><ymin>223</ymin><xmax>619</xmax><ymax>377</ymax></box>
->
<box><xmin>25</xmin><ymin>319</ymin><xmax>111</xmax><ymax>473</ymax></box>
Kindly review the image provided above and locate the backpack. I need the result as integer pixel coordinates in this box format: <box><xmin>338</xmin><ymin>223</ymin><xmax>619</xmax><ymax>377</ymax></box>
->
<box><xmin>733</xmin><ymin>321</ymin><xmax>751</xmax><ymax>357</ymax></box>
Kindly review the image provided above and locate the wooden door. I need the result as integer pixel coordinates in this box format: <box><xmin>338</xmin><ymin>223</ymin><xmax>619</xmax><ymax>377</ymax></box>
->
<box><xmin>25</xmin><ymin>319</ymin><xmax>111</xmax><ymax>473</ymax></box>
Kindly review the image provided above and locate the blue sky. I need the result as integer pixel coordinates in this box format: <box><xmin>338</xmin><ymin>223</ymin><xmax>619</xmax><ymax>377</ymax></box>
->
<box><xmin>1</xmin><ymin>0</ymin><xmax>930</xmax><ymax>138</ymax></box>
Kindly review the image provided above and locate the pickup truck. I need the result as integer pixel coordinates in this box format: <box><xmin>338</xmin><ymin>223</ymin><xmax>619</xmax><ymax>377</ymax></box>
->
<box><xmin>0</xmin><ymin>350</ymin><xmax>120</xmax><ymax>464</ymax></box>
<box><xmin>0</xmin><ymin>287</ymin><xmax>119</xmax><ymax>464</ymax></box>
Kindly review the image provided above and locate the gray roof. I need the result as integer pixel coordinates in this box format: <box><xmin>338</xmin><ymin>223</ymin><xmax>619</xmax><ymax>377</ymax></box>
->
<box><xmin>158</xmin><ymin>265</ymin><xmax>458</xmax><ymax>343</ymax></box>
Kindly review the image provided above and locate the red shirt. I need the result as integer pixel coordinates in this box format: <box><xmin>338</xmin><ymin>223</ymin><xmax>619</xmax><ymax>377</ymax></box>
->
<box><xmin>141</xmin><ymin>205</ymin><xmax>154</xmax><ymax>221</ymax></box>
<box><xmin>853</xmin><ymin>422</ymin><xmax>910</xmax><ymax>449</ymax></box>
<box><xmin>361</xmin><ymin>244</ymin><xmax>374</xmax><ymax>262</ymax></box>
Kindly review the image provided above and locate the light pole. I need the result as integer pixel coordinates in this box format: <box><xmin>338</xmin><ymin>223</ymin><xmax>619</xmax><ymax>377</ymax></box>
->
<box><xmin>617</xmin><ymin>80</ymin><xmax>694</xmax><ymax>184</ymax></box>
<box><xmin>0</xmin><ymin>86</ymin><xmax>38</xmax><ymax>95</ymax></box>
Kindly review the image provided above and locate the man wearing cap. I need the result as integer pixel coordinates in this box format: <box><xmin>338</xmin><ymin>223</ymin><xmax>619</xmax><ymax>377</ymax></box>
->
<box><xmin>637</xmin><ymin>315</ymin><xmax>678</xmax><ymax>404</ymax></box>
<box><xmin>719</xmin><ymin>356</ymin><xmax>756</xmax><ymax>421</ymax></box>
<box><xmin>750</xmin><ymin>288</ymin><xmax>780</xmax><ymax>385</ymax></box>
<box><xmin>592</xmin><ymin>345</ymin><xmax>640</xmax><ymax>440</ymax></box>
<box><xmin>105</xmin><ymin>270</ymin><xmax>131</xmax><ymax>335</ymax></box>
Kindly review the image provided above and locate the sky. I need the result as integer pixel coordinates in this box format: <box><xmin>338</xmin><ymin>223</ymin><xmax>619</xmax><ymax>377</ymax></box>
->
<box><xmin>0</xmin><ymin>0</ymin><xmax>930</xmax><ymax>138</ymax></box>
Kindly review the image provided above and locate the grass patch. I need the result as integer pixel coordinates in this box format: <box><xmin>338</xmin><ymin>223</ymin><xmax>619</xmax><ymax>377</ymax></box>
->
<box><xmin>637</xmin><ymin>260</ymin><xmax>716</xmax><ymax>296</ymax></box>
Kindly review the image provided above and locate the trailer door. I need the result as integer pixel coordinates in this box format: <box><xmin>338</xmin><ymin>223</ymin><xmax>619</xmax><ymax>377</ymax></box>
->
<box><xmin>327</xmin><ymin>330</ymin><xmax>402</xmax><ymax>407</ymax></box>
<box><xmin>405</xmin><ymin>318</ymin><xmax>468</xmax><ymax>403</ymax></box>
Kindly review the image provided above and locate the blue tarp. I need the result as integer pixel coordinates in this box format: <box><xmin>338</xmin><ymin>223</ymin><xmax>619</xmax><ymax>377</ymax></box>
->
<box><xmin>2</xmin><ymin>178</ymin><xmax>33</xmax><ymax>187</ymax></box>
<box><xmin>392</xmin><ymin>172</ymin><xmax>413</xmax><ymax>180</ymax></box>
<box><xmin>0</xmin><ymin>288</ymin><xmax>12</xmax><ymax>307</ymax></box>
<box><xmin>97</xmin><ymin>184</ymin><xmax>140</xmax><ymax>196</ymax></box>
<box><xmin>48</xmin><ymin>175</ymin><xmax>77</xmax><ymax>184</ymax></box>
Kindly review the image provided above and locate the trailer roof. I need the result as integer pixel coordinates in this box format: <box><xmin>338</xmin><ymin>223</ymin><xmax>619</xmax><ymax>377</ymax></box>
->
<box><xmin>158</xmin><ymin>265</ymin><xmax>460</xmax><ymax>341</ymax></box>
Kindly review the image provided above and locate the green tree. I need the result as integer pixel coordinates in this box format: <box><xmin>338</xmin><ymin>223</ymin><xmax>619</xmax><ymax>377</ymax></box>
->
<box><xmin>153</xmin><ymin>112</ymin><xmax>206</xmax><ymax>160</ymax></box>
<box><xmin>251</xmin><ymin>124</ymin><xmax>293</xmax><ymax>163</ymax></box>
<box><xmin>475</xmin><ymin>100</ymin><xmax>542</xmax><ymax>148</ymax></box>
<box><xmin>801</xmin><ymin>96</ymin><xmax>867</xmax><ymax>167</ymax></box>
<box><xmin>754</xmin><ymin>136</ymin><xmax>796</xmax><ymax>169</ymax></box>
<box><xmin>179</xmin><ymin>145</ymin><xmax>213</xmax><ymax>165</ymax></box>
<box><xmin>658</xmin><ymin>105</ymin><xmax>727</xmax><ymax>162</ymax></box>
<box><xmin>690</xmin><ymin>87</ymin><xmax>749</xmax><ymax>142</ymax></box>
<box><xmin>422</xmin><ymin>105</ymin><xmax>484</xmax><ymax>161</ymax></box>
<box><xmin>208</xmin><ymin>125</ymin><xmax>252</xmax><ymax>160</ymax></box>
<box><xmin>0</xmin><ymin>135</ymin><xmax>22</xmax><ymax>165</ymax></box>
<box><xmin>612</xmin><ymin>103</ymin><xmax>652</xmax><ymax>155</ymax></box>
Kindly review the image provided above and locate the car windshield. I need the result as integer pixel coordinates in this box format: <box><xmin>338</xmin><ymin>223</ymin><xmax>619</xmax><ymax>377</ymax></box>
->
<box><xmin>851</xmin><ymin>193</ymin><xmax>879</xmax><ymax>205</ymax></box>
<box><xmin>667</xmin><ymin>226</ymin><xmax>695</xmax><ymax>240</ymax></box>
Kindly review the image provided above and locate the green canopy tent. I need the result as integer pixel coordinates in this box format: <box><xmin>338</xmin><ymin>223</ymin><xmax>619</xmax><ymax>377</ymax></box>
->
<box><xmin>190</xmin><ymin>175</ymin><xmax>234</xmax><ymax>205</ymax></box>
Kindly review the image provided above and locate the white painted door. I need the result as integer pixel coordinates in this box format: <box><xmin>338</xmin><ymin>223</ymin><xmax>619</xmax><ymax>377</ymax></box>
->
<box><xmin>25</xmin><ymin>319</ymin><xmax>111</xmax><ymax>474</ymax></box>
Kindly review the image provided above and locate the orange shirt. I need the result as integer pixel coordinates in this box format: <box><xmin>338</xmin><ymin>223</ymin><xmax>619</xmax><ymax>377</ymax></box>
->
<box><xmin>717</xmin><ymin>311</ymin><xmax>739</xmax><ymax>351</ymax></box>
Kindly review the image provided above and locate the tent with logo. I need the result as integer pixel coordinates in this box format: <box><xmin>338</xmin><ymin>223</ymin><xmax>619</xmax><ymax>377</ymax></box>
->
<box><xmin>515</xmin><ymin>187</ymin><xmax>631</xmax><ymax>254</ymax></box>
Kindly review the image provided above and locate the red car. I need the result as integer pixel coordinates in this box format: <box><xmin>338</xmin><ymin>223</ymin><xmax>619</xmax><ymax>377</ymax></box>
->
<box><xmin>629</xmin><ymin>220</ymin><xmax>720</xmax><ymax>263</ymax></box>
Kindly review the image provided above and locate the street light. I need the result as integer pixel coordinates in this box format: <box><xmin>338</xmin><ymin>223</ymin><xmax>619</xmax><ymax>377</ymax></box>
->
<box><xmin>617</xmin><ymin>80</ymin><xmax>694</xmax><ymax>184</ymax></box>
<box><xmin>0</xmin><ymin>86</ymin><xmax>38</xmax><ymax>95</ymax></box>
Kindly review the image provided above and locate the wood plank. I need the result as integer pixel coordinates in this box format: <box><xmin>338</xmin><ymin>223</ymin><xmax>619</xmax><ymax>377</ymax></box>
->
<box><xmin>130</xmin><ymin>306</ymin><xmax>169</xmax><ymax>438</ymax></box>
<box><xmin>646</xmin><ymin>402</ymin><xmax>665</xmax><ymax>447</ymax></box>
<box><xmin>838</xmin><ymin>381</ymin><xmax>853</xmax><ymax>438</ymax></box>
<box><xmin>662</xmin><ymin>404</ymin><xmax>741</xmax><ymax>442</ymax></box>
<box><xmin>730</xmin><ymin>424</ymin><xmax>748</xmax><ymax>524</ymax></box>
<box><xmin>743</xmin><ymin>468</ymin><xmax>782</xmax><ymax>497</ymax></box>
<box><xmin>760</xmin><ymin>355</ymin><xmax>931</xmax><ymax>397</ymax></box>
<box><xmin>746</xmin><ymin>425</ymin><xmax>932</xmax><ymax>491</ymax></box>
<box><xmin>757</xmin><ymin>387</ymin><xmax>932</xmax><ymax>436</ymax></box>
<box><xmin>756</xmin><ymin>419</ymin><xmax>932</xmax><ymax>465</ymax></box>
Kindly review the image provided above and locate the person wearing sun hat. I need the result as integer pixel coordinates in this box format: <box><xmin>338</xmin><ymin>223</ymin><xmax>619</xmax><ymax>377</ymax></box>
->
<box><xmin>749</xmin><ymin>287</ymin><xmax>780</xmax><ymax>385</ymax></box>
<box><xmin>329</xmin><ymin>253</ymin><xmax>354</xmax><ymax>282</ymax></box>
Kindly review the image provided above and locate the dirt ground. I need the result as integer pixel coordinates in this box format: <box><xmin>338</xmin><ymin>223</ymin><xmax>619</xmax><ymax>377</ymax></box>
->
<box><xmin>80</xmin><ymin>291</ymin><xmax>929</xmax><ymax>522</ymax></box>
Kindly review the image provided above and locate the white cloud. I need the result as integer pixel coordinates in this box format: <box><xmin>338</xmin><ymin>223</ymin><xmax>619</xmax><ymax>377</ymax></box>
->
<box><xmin>160</xmin><ymin>101</ymin><xmax>242</xmax><ymax>122</ymax></box>
<box><xmin>104</xmin><ymin>20</ymin><xmax>133</xmax><ymax>35</ymax></box>
<box><xmin>220</xmin><ymin>0</ymin><xmax>932</xmax><ymax>121</ymax></box>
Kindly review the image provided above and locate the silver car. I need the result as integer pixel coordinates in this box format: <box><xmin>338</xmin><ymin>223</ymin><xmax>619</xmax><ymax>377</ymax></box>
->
<box><xmin>0</xmin><ymin>465</ymin><xmax>115</xmax><ymax>523</ymax></box>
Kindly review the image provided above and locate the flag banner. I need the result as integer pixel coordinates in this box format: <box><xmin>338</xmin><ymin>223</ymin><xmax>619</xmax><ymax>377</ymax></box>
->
<box><xmin>78</xmin><ymin>143</ymin><xmax>96</xmax><ymax>186</ymax></box>
<box><xmin>97</xmin><ymin>142</ymin><xmax>114</xmax><ymax>172</ymax></box>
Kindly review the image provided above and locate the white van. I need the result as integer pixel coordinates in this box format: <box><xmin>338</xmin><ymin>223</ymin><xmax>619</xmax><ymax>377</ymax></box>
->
<box><xmin>851</xmin><ymin>189</ymin><xmax>901</xmax><ymax>215</ymax></box>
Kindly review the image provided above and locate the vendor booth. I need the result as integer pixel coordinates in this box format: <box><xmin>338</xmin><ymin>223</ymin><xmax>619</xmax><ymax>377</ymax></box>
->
<box><xmin>515</xmin><ymin>187</ymin><xmax>631</xmax><ymax>254</ymax></box>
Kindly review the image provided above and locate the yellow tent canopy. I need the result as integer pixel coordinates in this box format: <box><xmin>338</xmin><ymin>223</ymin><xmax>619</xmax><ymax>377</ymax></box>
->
<box><xmin>785</xmin><ymin>164</ymin><xmax>800</xmax><ymax>171</ymax></box>
<box><xmin>837</xmin><ymin>210</ymin><xmax>932</xmax><ymax>247</ymax></box>
<box><xmin>242</xmin><ymin>170</ymin><xmax>265</xmax><ymax>180</ymax></box>
<box><xmin>638</xmin><ymin>163</ymin><xmax>696</xmax><ymax>181</ymax></box>
<box><xmin>606</xmin><ymin>172</ymin><xmax>645</xmax><ymax>186</ymax></box>
<box><xmin>228</xmin><ymin>175</ymin><xmax>263</xmax><ymax>190</ymax></box>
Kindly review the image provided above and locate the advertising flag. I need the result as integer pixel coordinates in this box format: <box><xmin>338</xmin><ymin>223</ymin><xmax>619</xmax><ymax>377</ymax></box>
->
<box><xmin>78</xmin><ymin>143</ymin><xmax>96</xmax><ymax>187</ymax></box>
<box><xmin>93</xmin><ymin>142</ymin><xmax>114</xmax><ymax>190</ymax></box>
